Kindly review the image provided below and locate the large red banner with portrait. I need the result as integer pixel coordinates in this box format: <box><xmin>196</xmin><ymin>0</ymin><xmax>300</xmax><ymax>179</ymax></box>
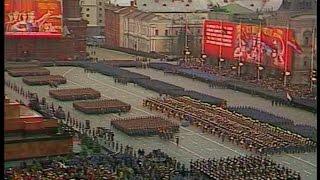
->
<box><xmin>203</xmin><ymin>20</ymin><xmax>302</xmax><ymax>71</ymax></box>
<box><xmin>4</xmin><ymin>0</ymin><xmax>63</xmax><ymax>38</ymax></box>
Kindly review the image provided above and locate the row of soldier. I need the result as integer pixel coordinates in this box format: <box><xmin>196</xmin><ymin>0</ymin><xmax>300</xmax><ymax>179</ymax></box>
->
<box><xmin>190</xmin><ymin>155</ymin><xmax>301</xmax><ymax>179</ymax></box>
<box><xmin>152</xmin><ymin>97</ymin><xmax>316</xmax><ymax>155</ymax></box>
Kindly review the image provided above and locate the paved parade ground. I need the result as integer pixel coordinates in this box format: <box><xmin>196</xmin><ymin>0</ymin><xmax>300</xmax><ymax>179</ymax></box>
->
<box><xmin>4</xmin><ymin>49</ymin><xmax>317</xmax><ymax>179</ymax></box>
<box><xmin>125</xmin><ymin>67</ymin><xmax>317</xmax><ymax>128</ymax></box>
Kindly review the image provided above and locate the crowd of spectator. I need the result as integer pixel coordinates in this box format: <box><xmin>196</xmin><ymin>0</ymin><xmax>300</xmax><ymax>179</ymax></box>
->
<box><xmin>180</xmin><ymin>59</ymin><xmax>316</xmax><ymax>100</ymax></box>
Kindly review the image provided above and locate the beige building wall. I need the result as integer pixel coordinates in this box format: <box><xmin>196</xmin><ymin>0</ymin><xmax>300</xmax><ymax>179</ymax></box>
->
<box><xmin>123</xmin><ymin>12</ymin><xmax>173</xmax><ymax>54</ymax></box>
<box><xmin>80</xmin><ymin>0</ymin><xmax>109</xmax><ymax>26</ymax></box>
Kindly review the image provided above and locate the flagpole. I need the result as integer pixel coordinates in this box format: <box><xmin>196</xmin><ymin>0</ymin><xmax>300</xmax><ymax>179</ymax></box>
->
<box><xmin>185</xmin><ymin>14</ymin><xmax>188</xmax><ymax>51</ymax></box>
<box><xmin>184</xmin><ymin>14</ymin><xmax>188</xmax><ymax>62</ymax></box>
<box><xmin>238</xmin><ymin>20</ymin><xmax>242</xmax><ymax>77</ymax></box>
<box><xmin>219</xmin><ymin>20</ymin><xmax>223</xmax><ymax>70</ymax></box>
<box><xmin>257</xmin><ymin>21</ymin><xmax>262</xmax><ymax>80</ymax></box>
<box><xmin>283</xmin><ymin>22</ymin><xmax>290</xmax><ymax>86</ymax></box>
<box><xmin>310</xmin><ymin>26</ymin><xmax>315</xmax><ymax>92</ymax></box>
<box><xmin>201</xmin><ymin>20</ymin><xmax>205</xmax><ymax>55</ymax></box>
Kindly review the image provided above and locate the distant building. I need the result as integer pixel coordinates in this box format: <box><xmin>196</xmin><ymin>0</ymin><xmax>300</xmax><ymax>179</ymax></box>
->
<box><xmin>136</xmin><ymin>0</ymin><xmax>208</xmax><ymax>13</ymax></box>
<box><xmin>4</xmin><ymin>97</ymin><xmax>73</xmax><ymax>161</ymax></box>
<box><xmin>79</xmin><ymin>0</ymin><xmax>111</xmax><ymax>36</ymax></box>
<box><xmin>80</xmin><ymin>0</ymin><xmax>106</xmax><ymax>27</ymax></box>
<box><xmin>104</xmin><ymin>5</ymin><xmax>134</xmax><ymax>47</ymax></box>
<box><xmin>122</xmin><ymin>10</ymin><xmax>174</xmax><ymax>54</ymax></box>
<box><xmin>133</xmin><ymin>0</ymin><xmax>210</xmax><ymax>56</ymax></box>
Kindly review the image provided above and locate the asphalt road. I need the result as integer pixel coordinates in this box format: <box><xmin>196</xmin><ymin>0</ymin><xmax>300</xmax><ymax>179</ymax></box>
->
<box><xmin>5</xmin><ymin>66</ymin><xmax>317</xmax><ymax>180</ymax></box>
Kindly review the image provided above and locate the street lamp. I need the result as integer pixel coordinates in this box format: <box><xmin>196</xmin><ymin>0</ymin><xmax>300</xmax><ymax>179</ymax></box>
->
<box><xmin>238</xmin><ymin>62</ymin><xmax>244</xmax><ymax>77</ymax></box>
<box><xmin>285</xmin><ymin>71</ymin><xmax>291</xmax><ymax>76</ymax></box>
<box><xmin>218</xmin><ymin>58</ymin><xmax>224</xmax><ymax>70</ymax></box>
<box><xmin>257</xmin><ymin>66</ymin><xmax>264</xmax><ymax>80</ymax></box>
<box><xmin>310</xmin><ymin>70</ymin><xmax>317</xmax><ymax>91</ymax></box>
<box><xmin>201</xmin><ymin>54</ymin><xmax>207</xmax><ymax>59</ymax></box>
<box><xmin>200</xmin><ymin>54</ymin><xmax>207</xmax><ymax>66</ymax></box>
<box><xmin>184</xmin><ymin>48</ymin><xmax>191</xmax><ymax>63</ymax></box>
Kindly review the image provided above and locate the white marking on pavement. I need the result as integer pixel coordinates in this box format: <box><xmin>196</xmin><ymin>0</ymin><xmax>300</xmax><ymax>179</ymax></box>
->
<box><xmin>304</xmin><ymin>170</ymin><xmax>311</xmax><ymax>175</ymax></box>
<box><xmin>282</xmin><ymin>161</ymin><xmax>290</xmax><ymax>165</ymax></box>
<box><xmin>286</xmin><ymin>154</ymin><xmax>316</xmax><ymax>168</ymax></box>
<box><xmin>169</xmin><ymin>141</ymin><xmax>204</xmax><ymax>159</ymax></box>
<box><xmin>62</xmin><ymin>67</ymin><xmax>76</xmax><ymax>77</ymax></box>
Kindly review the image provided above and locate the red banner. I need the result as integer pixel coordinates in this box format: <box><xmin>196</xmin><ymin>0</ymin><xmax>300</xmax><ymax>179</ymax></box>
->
<box><xmin>203</xmin><ymin>20</ymin><xmax>301</xmax><ymax>71</ymax></box>
<box><xmin>5</xmin><ymin>0</ymin><xmax>63</xmax><ymax>38</ymax></box>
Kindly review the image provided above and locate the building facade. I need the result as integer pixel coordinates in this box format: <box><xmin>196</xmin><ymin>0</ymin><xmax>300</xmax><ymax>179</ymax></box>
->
<box><xmin>113</xmin><ymin>0</ymin><xmax>210</xmax><ymax>56</ymax></box>
<box><xmin>4</xmin><ymin>97</ymin><xmax>73</xmax><ymax>161</ymax></box>
<box><xmin>79</xmin><ymin>0</ymin><xmax>109</xmax><ymax>26</ymax></box>
<box><xmin>122</xmin><ymin>10</ymin><xmax>174</xmax><ymax>54</ymax></box>
<box><xmin>104</xmin><ymin>5</ymin><xmax>134</xmax><ymax>47</ymax></box>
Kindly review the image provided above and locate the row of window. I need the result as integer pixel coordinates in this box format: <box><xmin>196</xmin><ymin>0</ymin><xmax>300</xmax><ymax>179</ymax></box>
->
<box><xmin>144</xmin><ymin>3</ymin><xmax>191</xmax><ymax>7</ymax></box>
<box><xmin>155</xmin><ymin>0</ymin><xmax>192</xmax><ymax>2</ymax></box>
<box><xmin>86</xmin><ymin>8</ymin><xmax>103</xmax><ymax>11</ymax></box>
<box><xmin>137</xmin><ymin>29</ymin><xmax>201</xmax><ymax>36</ymax></box>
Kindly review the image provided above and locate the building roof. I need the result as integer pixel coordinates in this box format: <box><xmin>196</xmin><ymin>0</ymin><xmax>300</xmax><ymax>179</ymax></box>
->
<box><xmin>137</xmin><ymin>0</ymin><xmax>208</xmax><ymax>12</ymax></box>
<box><xmin>19</xmin><ymin>105</ymin><xmax>42</xmax><ymax>118</ymax></box>
<box><xmin>235</xmin><ymin>0</ymin><xmax>283</xmax><ymax>12</ymax></box>
<box><xmin>135</xmin><ymin>12</ymin><xmax>153</xmax><ymax>20</ymax></box>
<box><xmin>105</xmin><ymin>5</ymin><xmax>133</xmax><ymax>13</ymax></box>
<box><xmin>105</xmin><ymin>5</ymin><xmax>125</xmax><ymax>11</ymax></box>
<box><xmin>142</xmin><ymin>14</ymin><xmax>160</xmax><ymax>22</ymax></box>
<box><xmin>291</xmin><ymin>14</ymin><xmax>316</xmax><ymax>20</ymax></box>
<box><xmin>124</xmin><ymin>10</ymin><xmax>144</xmax><ymax>19</ymax></box>
<box><xmin>222</xmin><ymin>3</ymin><xmax>254</xmax><ymax>14</ymax></box>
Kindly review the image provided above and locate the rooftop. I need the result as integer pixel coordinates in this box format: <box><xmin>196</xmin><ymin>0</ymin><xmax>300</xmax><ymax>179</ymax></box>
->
<box><xmin>137</xmin><ymin>0</ymin><xmax>208</xmax><ymax>13</ymax></box>
<box><xmin>221</xmin><ymin>3</ymin><xmax>254</xmax><ymax>14</ymax></box>
<box><xmin>19</xmin><ymin>105</ymin><xmax>42</xmax><ymax>118</ymax></box>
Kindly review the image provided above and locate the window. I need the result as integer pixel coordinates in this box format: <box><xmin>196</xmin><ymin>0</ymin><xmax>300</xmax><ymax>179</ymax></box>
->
<box><xmin>86</xmin><ymin>8</ymin><xmax>90</xmax><ymax>11</ymax></box>
<box><xmin>143</xmin><ymin>3</ymin><xmax>146</xmax><ymax>6</ymax></box>
<box><xmin>99</xmin><ymin>2</ymin><xmax>102</xmax><ymax>6</ymax></box>
<box><xmin>155</xmin><ymin>29</ymin><xmax>159</xmax><ymax>36</ymax></box>
<box><xmin>188</xmin><ymin>0</ymin><xmax>192</xmax><ymax>2</ymax></box>
<box><xmin>163</xmin><ymin>4</ymin><xmax>167</xmax><ymax>6</ymax></box>
<box><xmin>165</xmin><ymin>30</ymin><xmax>168</xmax><ymax>36</ymax></box>
<box><xmin>99</xmin><ymin>14</ymin><xmax>102</xmax><ymax>17</ymax></box>
<box><xmin>86</xmin><ymin>14</ymin><xmax>90</xmax><ymax>17</ymax></box>
<box><xmin>99</xmin><ymin>8</ymin><xmax>102</xmax><ymax>11</ymax></box>
<box><xmin>197</xmin><ymin>29</ymin><xmax>201</xmax><ymax>34</ymax></box>
<box><xmin>303</xmin><ymin>60</ymin><xmax>307</xmax><ymax>67</ymax></box>
<box><xmin>303</xmin><ymin>31</ymin><xmax>312</xmax><ymax>47</ymax></box>
<box><xmin>176</xmin><ymin>30</ymin><xmax>179</xmax><ymax>35</ymax></box>
<box><xmin>186</xmin><ymin>4</ymin><xmax>189</xmax><ymax>6</ymax></box>
<box><xmin>99</xmin><ymin>20</ymin><xmax>103</xmax><ymax>23</ymax></box>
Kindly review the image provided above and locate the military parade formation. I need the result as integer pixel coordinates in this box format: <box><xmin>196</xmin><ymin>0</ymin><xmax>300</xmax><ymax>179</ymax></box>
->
<box><xmin>4</xmin><ymin>59</ymin><xmax>316</xmax><ymax>179</ymax></box>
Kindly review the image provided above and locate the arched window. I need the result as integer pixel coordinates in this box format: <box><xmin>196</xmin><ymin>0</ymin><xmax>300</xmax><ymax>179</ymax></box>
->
<box><xmin>303</xmin><ymin>30</ymin><xmax>312</xmax><ymax>47</ymax></box>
